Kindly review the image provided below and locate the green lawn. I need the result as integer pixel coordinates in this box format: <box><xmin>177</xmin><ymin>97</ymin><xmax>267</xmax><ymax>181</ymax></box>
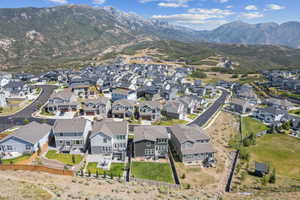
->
<box><xmin>2</xmin><ymin>154</ymin><xmax>32</xmax><ymax>164</ymax></box>
<box><xmin>45</xmin><ymin>150</ymin><xmax>83</xmax><ymax>166</ymax></box>
<box><xmin>131</xmin><ymin>161</ymin><xmax>174</xmax><ymax>183</ymax></box>
<box><xmin>289</xmin><ymin>109</ymin><xmax>300</xmax><ymax>116</ymax></box>
<box><xmin>241</xmin><ymin>117</ymin><xmax>269</xmax><ymax>137</ymax></box>
<box><xmin>152</xmin><ymin>119</ymin><xmax>188</xmax><ymax>126</ymax></box>
<box><xmin>188</xmin><ymin>114</ymin><xmax>198</xmax><ymax>120</ymax></box>
<box><xmin>247</xmin><ymin>134</ymin><xmax>300</xmax><ymax>179</ymax></box>
<box><xmin>86</xmin><ymin>162</ymin><xmax>124</xmax><ymax>176</ymax></box>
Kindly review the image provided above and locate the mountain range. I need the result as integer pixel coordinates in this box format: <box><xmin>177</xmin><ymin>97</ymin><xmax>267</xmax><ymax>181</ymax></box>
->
<box><xmin>0</xmin><ymin>5</ymin><xmax>300</xmax><ymax>71</ymax></box>
<box><xmin>198</xmin><ymin>21</ymin><xmax>300</xmax><ymax>48</ymax></box>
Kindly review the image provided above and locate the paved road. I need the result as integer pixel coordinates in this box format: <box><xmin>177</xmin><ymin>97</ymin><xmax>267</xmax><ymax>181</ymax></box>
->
<box><xmin>0</xmin><ymin>85</ymin><xmax>57</xmax><ymax>132</ymax></box>
<box><xmin>188</xmin><ymin>89</ymin><xmax>230</xmax><ymax>128</ymax></box>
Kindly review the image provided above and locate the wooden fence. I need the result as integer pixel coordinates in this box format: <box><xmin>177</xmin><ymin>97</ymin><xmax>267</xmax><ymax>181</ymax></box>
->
<box><xmin>0</xmin><ymin>164</ymin><xmax>74</xmax><ymax>176</ymax></box>
<box><xmin>130</xmin><ymin>177</ymin><xmax>181</xmax><ymax>189</ymax></box>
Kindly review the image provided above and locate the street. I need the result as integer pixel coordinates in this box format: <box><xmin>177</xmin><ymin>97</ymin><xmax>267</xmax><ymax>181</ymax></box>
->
<box><xmin>0</xmin><ymin>85</ymin><xmax>57</xmax><ymax>132</ymax></box>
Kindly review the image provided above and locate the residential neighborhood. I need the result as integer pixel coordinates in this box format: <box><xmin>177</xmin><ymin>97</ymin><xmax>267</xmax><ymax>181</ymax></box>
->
<box><xmin>0</xmin><ymin>65</ymin><xmax>300</xmax><ymax>200</ymax></box>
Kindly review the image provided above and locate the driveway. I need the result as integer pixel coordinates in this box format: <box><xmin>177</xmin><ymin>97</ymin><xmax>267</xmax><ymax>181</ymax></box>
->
<box><xmin>0</xmin><ymin>85</ymin><xmax>57</xmax><ymax>132</ymax></box>
<box><xmin>188</xmin><ymin>89</ymin><xmax>230</xmax><ymax>128</ymax></box>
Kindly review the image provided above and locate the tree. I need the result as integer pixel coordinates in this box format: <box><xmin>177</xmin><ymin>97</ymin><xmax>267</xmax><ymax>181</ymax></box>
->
<box><xmin>239</xmin><ymin>147</ymin><xmax>250</xmax><ymax>161</ymax></box>
<box><xmin>0</xmin><ymin>157</ymin><xmax>2</xmax><ymax>165</ymax></box>
<box><xmin>0</xmin><ymin>107</ymin><xmax>3</xmax><ymax>113</ymax></box>
<box><xmin>269</xmin><ymin>169</ymin><xmax>276</xmax><ymax>184</ymax></box>
<box><xmin>72</xmin><ymin>155</ymin><xmax>76</xmax><ymax>164</ymax></box>
<box><xmin>96</xmin><ymin>170</ymin><xmax>99</xmax><ymax>178</ymax></box>
<box><xmin>37</xmin><ymin>143</ymin><xmax>41</xmax><ymax>156</ymax></box>
<box><xmin>80</xmin><ymin>169</ymin><xmax>84</xmax><ymax>176</ymax></box>
<box><xmin>103</xmin><ymin>171</ymin><xmax>106</xmax><ymax>178</ymax></box>
<box><xmin>111</xmin><ymin>172</ymin><xmax>114</xmax><ymax>180</ymax></box>
<box><xmin>88</xmin><ymin>170</ymin><xmax>91</xmax><ymax>177</ymax></box>
<box><xmin>23</xmin><ymin>119</ymin><xmax>30</xmax><ymax>125</ymax></box>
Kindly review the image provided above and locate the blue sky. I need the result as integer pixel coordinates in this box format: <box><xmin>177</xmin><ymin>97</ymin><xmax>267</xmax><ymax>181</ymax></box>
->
<box><xmin>1</xmin><ymin>0</ymin><xmax>299</xmax><ymax>30</ymax></box>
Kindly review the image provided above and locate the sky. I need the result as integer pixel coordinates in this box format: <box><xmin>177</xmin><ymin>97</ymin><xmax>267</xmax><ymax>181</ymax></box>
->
<box><xmin>0</xmin><ymin>0</ymin><xmax>299</xmax><ymax>30</ymax></box>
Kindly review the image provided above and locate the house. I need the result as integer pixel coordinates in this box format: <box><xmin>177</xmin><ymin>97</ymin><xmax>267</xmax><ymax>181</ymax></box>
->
<box><xmin>2</xmin><ymin>81</ymin><xmax>32</xmax><ymax>99</ymax></box>
<box><xmin>80</xmin><ymin>97</ymin><xmax>111</xmax><ymax>117</ymax></box>
<box><xmin>138</xmin><ymin>101</ymin><xmax>162</xmax><ymax>121</ymax></box>
<box><xmin>52</xmin><ymin>118</ymin><xmax>92</xmax><ymax>153</ymax></box>
<box><xmin>255</xmin><ymin>107</ymin><xmax>286</xmax><ymax>124</ymax></box>
<box><xmin>177</xmin><ymin>96</ymin><xmax>197</xmax><ymax>114</ymax></box>
<box><xmin>89</xmin><ymin>120</ymin><xmax>128</xmax><ymax>161</ymax></box>
<box><xmin>235</xmin><ymin>84</ymin><xmax>259</xmax><ymax>104</ymax></box>
<box><xmin>229</xmin><ymin>98</ymin><xmax>253</xmax><ymax>114</ymax></box>
<box><xmin>111</xmin><ymin>88</ymin><xmax>137</xmax><ymax>102</ymax></box>
<box><xmin>0</xmin><ymin>122</ymin><xmax>51</xmax><ymax>155</ymax></box>
<box><xmin>264</xmin><ymin>98</ymin><xmax>294</xmax><ymax>110</ymax></box>
<box><xmin>133</xmin><ymin>126</ymin><xmax>169</xmax><ymax>160</ymax></box>
<box><xmin>46</xmin><ymin>89</ymin><xmax>80</xmax><ymax>114</ymax></box>
<box><xmin>254</xmin><ymin>162</ymin><xmax>269</xmax><ymax>177</ymax></box>
<box><xmin>169</xmin><ymin>125</ymin><xmax>215</xmax><ymax>165</ymax></box>
<box><xmin>162</xmin><ymin>100</ymin><xmax>186</xmax><ymax>120</ymax></box>
<box><xmin>111</xmin><ymin>99</ymin><xmax>136</xmax><ymax>118</ymax></box>
<box><xmin>160</xmin><ymin>87</ymin><xmax>178</xmax><ymax>100</ymax></box>
<box><xmin>71</xmin><ymin>84</ymin><xmax>91</xmax><ymax>98</ymax></box>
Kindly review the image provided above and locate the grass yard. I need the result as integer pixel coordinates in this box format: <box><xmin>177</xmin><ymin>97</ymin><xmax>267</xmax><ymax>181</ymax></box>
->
<box><xmin>131</xmin><ymin>161</ymin><xmax>174</xmax><ymax>183</ymax></box>
<box><xmin>187</xmin><ymin>114</ymin><xmax>198</xmax><ymax>120</ymax></box>
<box><xmin>2</xmin><ymin>154</ymin><xmax>32</xmax><ymax>164</ymax></box>
<box><xmin>152</xmin><ymin>119</ymin><xmax>188</xmax><ymax>126</ymax></box>
<box><xmin>86</xmin><ymin>162</ymin><xmax>124</xmax><ymax>176</ymax></box>
<box><xmin>289</xmin><ymin>109</ymin><xmax>300</xmax><ymax>116</ymax></box>
<box><xmin>241</xmin><ymin>117</ymin><xmax>269</xmax><ymax>137</ymax></box>
<box><xmin>247</xmin><ymin>134</ymin><xmax>300</xmax><ymax>179</ymax></box>
<box><xmin>45</xmin><ymin>150</ymin><xmax>83</xmax><ymax>166</ymax></box>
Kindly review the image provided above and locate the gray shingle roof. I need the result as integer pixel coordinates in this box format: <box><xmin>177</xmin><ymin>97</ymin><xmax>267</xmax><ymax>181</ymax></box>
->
<box><xmin>53</xmin><ymin>118</ymin><xmax>87</xmax><ymax>133</ymax></box>
<box><xmin>181</xmin><ymin>143</ymin><xmax>215</xmax><ymax>154</ymax></box>
<box><xmin>1</xmin><ymin>121</ymin><xmax>51</xmax><ymax>145</ymax></box>
<box><xmin>134</xmin><ymin>126</ymin><xmax>168</xmax><ymax>142</ymax></box>
<box><xmin>91</xmin><ymin>119</ymin><xmax>128</xmax><ymax>138</ymax></box>
<box><xmin>169</xmin><ymin>125</ymin><xmax>210</xmax><ymax>143</ymax></box>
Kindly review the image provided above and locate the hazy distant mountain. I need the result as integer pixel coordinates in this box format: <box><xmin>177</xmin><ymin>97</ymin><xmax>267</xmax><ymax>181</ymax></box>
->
<box><xmin>198</xmin><ymin>21</ymin><xmax>300</xmax><ymax>48</ymax></box>
<box><xmin>0</xmin><ymin>5</ymin><xmax>300</xmax><ymax>71</ymax></box>
<box><xmin>0</xmin><ymin>5</ymin><xmax>202</xmax><ymax>70</ymax></box>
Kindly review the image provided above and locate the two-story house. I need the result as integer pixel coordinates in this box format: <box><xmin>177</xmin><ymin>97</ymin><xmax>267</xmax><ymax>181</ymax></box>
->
<box><xmin>162</xmin><ymin>100</ymin><xmax>186</xmax><ymax>120</ymax></box>
<box><xmin>46</xmin><ymin>89</ymin><xmax>80</xmax><ymax>114</ymax></box>
<box><xmin>169</xmin><ymin>125</ymin><xmax>215</xmax><ymax>165</ymax></box>
<box><xmin>138</xmin><ymin>101</ymin><xmax>162</xmax><ymax>121</ymax></box>
<box><xmin>111</xmin><ymin>99</ymin><xmax>136</xmax><ymax>119</ymax></box>
<box><xmin>52</xmin><ymin>118</ymin><xmax>92</xmax><ymax>153</ymax></box>
<box><xmin>111</xmin><ymin>88</ymin><xmax>137</xmax><ymax>102</ymax></box>
<box><xmin>81</xmin><ymin>97</ymin><xmax>111</xmax><ymax>117</ymax></box>
<box><xmin>255</xmin><ymin>107</ymin><xmax>286</xmax><ymax>124</ymax></box>
<box><xmin>89</xmin><ymin>120</ymin><xmax>128</xmax><ymax>161</ymax></box>
<box><xmin>133</xmin><ymin>126</ymin><xmax>169</xmax><ymax>160</ymax></box>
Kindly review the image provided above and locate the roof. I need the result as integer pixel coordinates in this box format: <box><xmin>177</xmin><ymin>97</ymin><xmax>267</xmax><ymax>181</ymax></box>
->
<box><xmin>139</xmin><ymin>101</ymin><xmax>161</xmax><ymax>109</ymax></box>
<box><xmin>134</xmin><ymin>126</ymin><xmax>168</xmax><ymax>142</ymax></box>
<box><xmin>230</xmin><ymin>98</ymin><xmax>249</xmax><ymax>106</ymax></box>
<box><xmin>113</xmin><ymin>99</ymin><xmax>136</xmax><ymax>107</ymax></box>
<box><xmin>0</xmin><ymin>121</ymin><xmax>51</xmax><ymax>145</ymax></box>
<box><xmin>181</xmin><ymin>142</ymin><xmax>215</xmax><ymax>155</ymax></box>
<box><xmin>169</xmin><ymin>125</ymin><xmax>210</xmax><ymax>143</ymax></box>
<box><xmin>163</xmin><ymin>100</ymin><xmax>183</xmax><ymax>113</ymax></box>
<box><xmin>255</xmin><ymin>162</ymin><xmax>268</xmax><ymax>173</ymax></box>
<box><xmin>90</xmin><ymin>119</ymin><xmax>128</xmax><ymax>138</ymax></box>
<box><xmin>50</xmin><ymin>89</ymin><xmax>73</xmax><ymax>100</ymax></box>
<box><xmin>53</xmin><ymin>118</ymin><xmax>87</xmax><ymax>133</ymax></box>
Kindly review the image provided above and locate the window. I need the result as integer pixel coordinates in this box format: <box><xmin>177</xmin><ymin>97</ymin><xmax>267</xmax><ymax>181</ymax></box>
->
<box><xmin>146</xmin><ymin>142</ymin><xmax>152</xmax><ymax>147</ymax></box>
<box><xmin>26</xmin><ymin>145</ymin><xmax>31</xmax><ymax>150</ymax></box>
<box><xmin>76</xmin><ymin>140</ymin><xmax>80</xmax><ymax>145</ymax></box>
<box><xmin>59</xmin><ymin>133</ymin><xmax>63</xmax><ymax>137</ymax></box>
<box><xmin>103</xmin><ymin>138</ymin><xmax>107</xmax><ymax>143</ymax></box>
<box><xmin>7</xmin><ymin>145</ymin><xmax>12</xmax><ymax>150</ymax></box>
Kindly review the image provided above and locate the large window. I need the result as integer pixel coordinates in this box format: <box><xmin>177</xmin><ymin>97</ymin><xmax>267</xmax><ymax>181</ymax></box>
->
<box><xmin>25</xmin><ymin>145</ymin><xmax>31</xmax><ymax>150</ymax></box>
<box><xmin>7</xmin><ymin>145</ymin><xmax>12</xmax><ymax>150</ymax></box>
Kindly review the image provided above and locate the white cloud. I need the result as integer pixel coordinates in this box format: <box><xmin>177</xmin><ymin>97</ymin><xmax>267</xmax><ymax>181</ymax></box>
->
<box><xmin>93</xmin><ymin>0</ymin><xmax>106</xmax><ymax>5</ymax></box>
<box><xmin>152</xmin><ymin>8</ymin><xmax>234</xmax><ymax>30</ymax></box>
<box><xmin>266</xmin><ymin>4</ymin><xmax>285</xmax><ymax>10</ymax></box>
<box><xmin>140</xmin><ymin>0</ymin><xmax>190</xmax><ymax>7</ymax></box>
<box><xmin>158</xmin><ymin>3</ymin><xmax>188</xmax><ymax>8</ymax></box>
<box><xmin>242</xmin><ymin>12</ymin><xmax>264</xmax><ymax>19</ymax></box>
<box><xmin>48</xmin><ymin>0</ymin><xmax>68</xmax><ymax>4</ymax></box>
<box><xmin>245</xmin><ymin>5</ymin><xmax>258</xmax><ymax>11</ymax></box>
